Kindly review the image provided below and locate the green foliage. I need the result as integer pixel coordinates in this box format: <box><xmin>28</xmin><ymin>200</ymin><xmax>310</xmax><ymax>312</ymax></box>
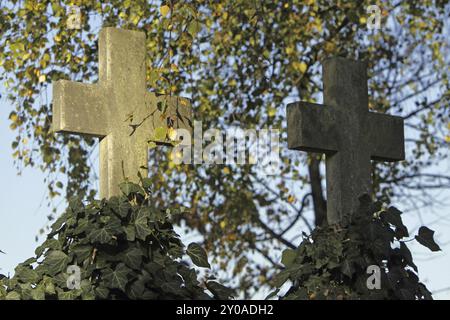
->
<box><xmin>0</xmin><ymin>182</ymin><xmax>230</xmax><ymax>300</ymax></box>
<box><xmin>0</xmin><ymin>0</ymin><xmax>449</xmax><ymax>296</ymax></box>
<box><xmin>270</xmin><ymin>195</ymin><xmax>440</xmax><ymax>300</ymax></box>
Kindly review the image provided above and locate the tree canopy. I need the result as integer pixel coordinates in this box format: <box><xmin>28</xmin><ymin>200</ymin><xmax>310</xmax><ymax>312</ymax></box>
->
<box><xmin>0</xmin><ymin>0</ymin><xmax>449</xmax><ymax>297</ymax></box>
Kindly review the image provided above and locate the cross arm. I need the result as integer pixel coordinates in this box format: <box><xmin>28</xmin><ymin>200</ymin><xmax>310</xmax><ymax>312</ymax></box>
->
<box><xmin>52</xmin><ymin>80</ymin><xmax>108</xmax><ymax>137</ymax></box>
<box><xmin>368</xmin><ymin>112</ymin><xmax>405</xmax><ymax>161</ymax></box>
<box><xmin>287</xmin><ymin>102</ymin><xmax>339</xmax><ymax>154</ymax></box>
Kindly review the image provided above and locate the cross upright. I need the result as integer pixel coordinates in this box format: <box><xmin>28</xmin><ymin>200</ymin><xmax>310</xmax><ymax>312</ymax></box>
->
<box><xmin>287</xmin><ymin>57</ymin><xmax>405</xmax><ymax>225</ymax></box>
<box><xmin>52</xmin><ymin>28</ymin><xmax>192</xmax><ymax>199</ymax></box>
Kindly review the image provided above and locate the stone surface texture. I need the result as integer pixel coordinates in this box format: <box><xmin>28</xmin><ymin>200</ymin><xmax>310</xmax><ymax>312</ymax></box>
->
<box><xmin>53</xmin><ymin>28</ymin><xmax>192</xmax><ymax>198</ymax></box>
<box><xmin>287</xmin><ymin>57</ymin><xmax>404</xmax><ymax>225</ymax></box>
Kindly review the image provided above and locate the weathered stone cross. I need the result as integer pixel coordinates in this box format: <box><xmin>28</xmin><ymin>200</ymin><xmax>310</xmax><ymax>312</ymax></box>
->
<box><xmin>287</xmin><ymin>57</ymin><xmax>405</xmax><ymax>225</ymax></box>
<box><xmin>52</xmin><ymin>28</ymin><xmax>192</xmax><ymax>199</ymax></box>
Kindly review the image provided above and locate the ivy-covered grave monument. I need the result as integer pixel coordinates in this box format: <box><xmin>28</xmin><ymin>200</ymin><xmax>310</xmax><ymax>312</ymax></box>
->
<box><xmin>0</xmin><ymin>27</ymin><xmax>231</xmax><ymax>300</ymax></box>
<box><xmin>268</xmin><ymin>57</ymin><xmax>441</xmax><ymax>300</ymax></box>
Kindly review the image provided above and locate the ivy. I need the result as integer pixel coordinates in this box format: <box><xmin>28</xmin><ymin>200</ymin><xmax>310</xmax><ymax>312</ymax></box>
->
<box><xmin>187</xmin><ymin>243</ymin><xmax>211</xmax><ymax>269</ymax></box>
<box><xmin>269</xmin><ymin>195</ymin><xmax>440</xmax><ymax>300</ymax></box>
<box><xmin>0</xmin><ymin>182</ymin><xmax>231</xmax><ymax>300</ymax></box>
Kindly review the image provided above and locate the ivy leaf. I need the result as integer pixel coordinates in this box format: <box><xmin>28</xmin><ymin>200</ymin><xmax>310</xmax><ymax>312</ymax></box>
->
<box><xmin>14</xmin><ymin>266</ymin><xmax>39</xmax><ymax>283</ymax></box>
<box><xmin>124</xmin><ymin>247</ymin><xmax>143</xmax><ymax>270</ymax></box>
<box><xmin>134</xmin><ymin>208</ymin><xmax>153</xmax><ymax>240</ymax></box>
<box><xmin>53</xmin><ymin>272</ymin><xmax>69</xmax><ymax>288</ymax></box>
<box><xmin>399</xmin><ymin>242</ymin><xmax>417</xmax><ymax>272</ymax></box>
<box><xmin>30</xmin><ymin>284</ymin><xmax>45</xmax><ymax>300</ymax></box>
<box><xmin>128</xmin><ymin>278</ymin><xmax>145</xmax><ymax>299</ymax></box>
<box><xmin>206</xmin><ymin>281</ymin><xmax>234</xmax><ymax>299</ymax></box>
<box><xmin>341</xmin><ymin>260</ymin><xmax>355</xmax><ymax>278</ymax></box>
<box><xmin>5</xmin><ymin>291</ymin><xmax>21</xmax><ymax>300</ymax></box>
<box><xmin>21</xmin><ymin>257</ymin><xmax>37</xmax><ymax>265</ymax></box>
<box><xmin>264</xmin><ymin>288</ymin><xmax>279</xmax><ymax>300</ymax></box>
<box><xmin>88</xmin><ymin>226</ymin><xmax>113</xmax><ymax>244</ymax></box>
<box><xmin>119</xmin><ymin>181</ymin><xmax>144</xmax><ymax>196</ymax></box>
<box><xmin>72</xmin><ymin>245</ymin><xmax>92</xmax><ymax>263</ymax></box>
<box><xmin>398</xmin><ymin>288</ymin><xmax>415</xmax><ymax>300</ymax></box>
<box><xmin>186</xmin><ymin>243</ymin><xmax>210</xmax><ymax>268</ymax></box>
<box><xmin>103</xmin><ymin>263</ymin><xmax>130</xmax><ymax>292</ymax></box>
<box><xmin>74</xmin><ymin>218</ymin><xmax>90</xmax><ymax>235</ymax></box>
<box><xmin>141</xmin><ymin>177</ymin><xmax>152</xmax><ymax>190</ymax></box>
<box><xmin>57</xmin><ymin>288</ymin><xmax>81</xmax><ymax>300</ymax></box>
<box><xmin>271</xmin><ymin>269</ymin><xmax>290</xmax><ymax>288</ymax></box>
<box><xmin>42</xmin><ymin>276</ymin><xmax>56</xmax><ymax>295</ymax></box>
<box><xmin>51</xmin><ymin>215</ymin><xmax>66</xmax><ymax>232</ymax></box>
<box><xmin>94</xmin><ymin>286</ymin><xmax>109</xmax><ymax>299</ymax></box>
<box><xmin>281</xmin><ymin>249</ymin><xmax>297</xmax><ymax>268</ymax></box>
<box><xmin>124</xmin><ymin>225</ymin><xmax>136</xmax><ymax>241</ymax></box>
<box><xmin>117</xmin><ymin>201</ymin><xmax>131</xmax><ymax>218</ymax></box>
<box><xmin>42</xmin><ymin>251</ymin><xmax>69</xmax><ymax>276</ymax></box>
<box><xmin>415</xmin><ymin>226</ymin><xmax>441</xmax><ymax>252</ymax></box>
<box><xmin>382</xmin><ymin>207</ymin><xmax>408</xmax><ymax>238</ymax></box>
<box><xmin>104</xmin><ymin>215</ymin><xmax>123</xmax><ymax>235</ymax></box>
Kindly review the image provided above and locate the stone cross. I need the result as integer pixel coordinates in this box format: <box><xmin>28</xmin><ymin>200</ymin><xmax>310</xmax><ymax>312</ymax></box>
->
<box><xmin>287</xmin><ymin>57</ymin><xmax>405</xmax><ymax>225</ymax></box>
<box><xmin>52</xmin><ymin>28</ymin><xmax>192</xmax><ymax>199</ymax></box>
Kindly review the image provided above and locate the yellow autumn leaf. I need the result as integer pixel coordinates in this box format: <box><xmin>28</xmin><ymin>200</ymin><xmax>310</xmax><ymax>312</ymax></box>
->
<box><xmin>223</xmin><ymin>167</ymin><xmax>230</xmax><ymax>175</ymax></box>
<box><xmin>445</xmin><ymin>136</ymin><xmax>450</xmax><ymax>143</ymax></box>
<box><xmin>171</xmin><ymin>63</ymin><xmax>179</xmax><ymax>72</ymax></box>
<box><xmin>160</xmin><ymin>5</ymin><xmax>170</xmax><ymax>17</ymax></box>
<box><xmin>119</xmin><ymin>11</ymin><xmax>127</xmax><ymax>20</ymax></box>
<box><xmin>175</xmin><ymin>150</ymin><xmax>183</xmax><ymax>159</ymax></box>
<box><xmin>220</xmin><ymin>220</ymin><xmax>227</xmax><ymax>229</ymax></box>
<box><xmin>314</xmin><ymin>18</ymin><xmax>323</xmax><ymax>33</ymax></box>
<box><xmin>153</xmin><ymin>126</ymin><xmax>167</xmax><ymax>141</ymax></box>
<box><xmin>287</xmin><ymin>195</ymin><xmax>295</xmax><ymax>203</ymax></box>
<box><xmin>324</xmin><ymin>41</ymin><xmax>336</xmax><ymax>53</ymax></box>
<box><xmin>38</xmin><ymin>74</ymin><xmax>46</xmax><ymax>83</ymax></box>
<box><xmin>131</xmin><ymin>14</ymin><xmax>140</xmax><ymax>25</ymax></box>
<box><xmin>293</xmin><ymin>61</ymin><xmax>308</xmax><ymax>73</ymax></box>
<box><xmin>10</xmin><ymin>114</ymin><xmax>18</xmax><ymax>124</ymax></box>
<box><xmin>167</xmin><ymin>127</ymin><xmax>177</xmax><ymax>141</ymax></box>
<box><xmin>359</xmin><ymin>17</ymin><xmax>367</xmax><ymax>24</ymax></box>
<box><xmin>268</xmin><ymin>107</ymin><xmax>276</xmax><ymax>117</ymax></box>
<box><xmin>285</xmin><ymin>46</ymin><xmax>295</xmax><ymax>55</ymax></box>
